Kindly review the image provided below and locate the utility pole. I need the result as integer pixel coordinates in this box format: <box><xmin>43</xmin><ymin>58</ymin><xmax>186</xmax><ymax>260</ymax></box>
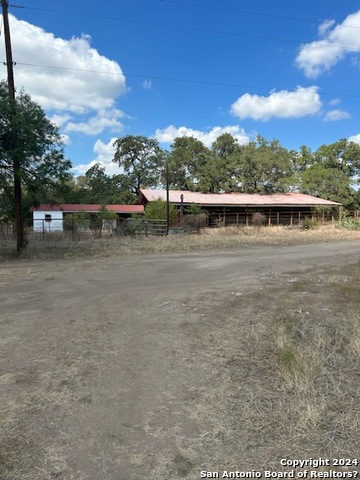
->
<box><xmin>1</xmin><ymin>0</ymin><xmax>24</xmax><ymax>251</ymax></box>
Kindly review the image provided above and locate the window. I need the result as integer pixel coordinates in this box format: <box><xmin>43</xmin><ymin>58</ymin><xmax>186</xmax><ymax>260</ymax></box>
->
<box><xmin>44</xmin><ymin>214</ymin><xmax>52</xmax><ymax>222</ymax></box>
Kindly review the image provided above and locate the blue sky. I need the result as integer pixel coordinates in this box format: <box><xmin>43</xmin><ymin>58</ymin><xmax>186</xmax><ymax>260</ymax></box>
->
<box><xmin>1</xmin><ymin>0</ymin><xmax>360</xmax><ymax>176</ymax></box>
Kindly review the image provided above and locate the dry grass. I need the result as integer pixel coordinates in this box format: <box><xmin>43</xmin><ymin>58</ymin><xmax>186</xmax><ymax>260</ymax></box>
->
<box><xmin>168</xmin><ymin>262</ymin><xmax>360</xmax><ymax>472</ymax></box>
<box><xmin>0</xmin><ymin>238</ymin><xmax>359</xmax><ymax>478</ymax></box>
<box><xmin>1</xmin><ymin>224</ymin><xmax>360</xmax><ymax>261</ymax></box>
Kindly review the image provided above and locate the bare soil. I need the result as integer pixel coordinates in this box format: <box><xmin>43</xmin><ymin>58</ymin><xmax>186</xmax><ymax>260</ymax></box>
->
<box><xmin>0</xmin><ymin>240</ymin><xmax>359</xmax><ymax>479</ymax></box>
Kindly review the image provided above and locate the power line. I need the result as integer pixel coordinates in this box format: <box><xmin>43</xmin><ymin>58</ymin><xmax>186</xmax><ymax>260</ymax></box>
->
<box><xmin>8</xmin><ymin>5</ymin><xmax>307</xmax><ymax>45</ymax></box>
<box><xmin>13</xmin><ymin>2</ymin><xmax>360</xmax><ymax>31</ymax></box>
<box><xmin>7</xmin><ymin>4</ymin><xmax>360</xmax><ymax>51</ymax></box>
<box><xmin>8</xmin><ymin>61</ymin><xmax>360</xmax><ymax>100</ymax></box>
<box><xmin>7</xmin><ymin>6</ymin><xmax>301</xmax><ymax>44</ymax></box>
<box><xmin>161</xmin><ymin>0</ymin><xmax>318</xmax><ymax>24</ymax></box>
<box><xmin>160</xmin><ymin>0</ymin><xmax>360</xmax><ymax>30</ymax></box>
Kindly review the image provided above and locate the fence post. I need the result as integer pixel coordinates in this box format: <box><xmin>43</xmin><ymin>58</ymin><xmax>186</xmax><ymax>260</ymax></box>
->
<box><xmin>180</xmin><ymin>194</ymin><xmax>184</xmax><ymax>227</ymax></box>
<box><xmin>145</xmin><ymin>220</ymin><xmax>148</xmax><ymax>237</ymax></box>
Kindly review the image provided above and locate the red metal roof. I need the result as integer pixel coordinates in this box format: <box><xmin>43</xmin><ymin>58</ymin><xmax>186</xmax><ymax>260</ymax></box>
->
<box><xmin>31</xmin><ymin>204</ymin><xmax>144</xmax><ymax>214</ymax></box>
<box><xmin>140</xmin><ymin>189</ymin><xmax>340</xmax><ymax>206</ymax></box>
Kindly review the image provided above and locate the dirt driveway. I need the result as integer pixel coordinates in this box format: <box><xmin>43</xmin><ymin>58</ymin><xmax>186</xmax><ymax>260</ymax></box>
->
<box><xmin>1</xmin><ymin>240</ymin><xmax>359</xmax><ymax>479</ymax></box>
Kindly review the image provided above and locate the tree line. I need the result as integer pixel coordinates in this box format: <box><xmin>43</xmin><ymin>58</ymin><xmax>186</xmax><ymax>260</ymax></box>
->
<box><xmin>1</xmin><ymin>81</ymin><xmax>360</xmax><ymax>222</ymax></box>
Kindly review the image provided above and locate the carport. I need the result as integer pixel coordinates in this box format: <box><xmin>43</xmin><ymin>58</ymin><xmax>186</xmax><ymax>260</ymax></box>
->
<box><xmin>139</xmin><ymin>189</ymin><xmax>341</xmax><ymax>227</ymax></box>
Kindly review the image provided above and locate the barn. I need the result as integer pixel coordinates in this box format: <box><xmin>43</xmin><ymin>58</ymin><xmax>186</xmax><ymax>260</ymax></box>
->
<box><xmin>31</xmin><ymin>204</ymin><xmax>144</xmax><ymax>232</ymax></box>
<box><xmin>139</xmin><ymin>189</ymin><xmax>341</xmax><ymax>227</ymax></box>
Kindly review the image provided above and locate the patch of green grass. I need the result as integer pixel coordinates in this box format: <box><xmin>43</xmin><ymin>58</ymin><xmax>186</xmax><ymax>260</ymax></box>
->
<box><xmin>276</xmin><ymin>346</ymin><xmax>303</xmax><ymax>373</ymax></box>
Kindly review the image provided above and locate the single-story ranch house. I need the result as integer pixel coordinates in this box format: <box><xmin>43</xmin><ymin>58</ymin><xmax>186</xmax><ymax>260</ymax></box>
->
<box><xmin>31</xmin><ymin>204</ymin><xmax>144</xmax><ymax>232</ymax></box>
<box><xmin>139</xmin><ymin>189</ymin><xmax>341</xmax><ymax>227</ymax></box>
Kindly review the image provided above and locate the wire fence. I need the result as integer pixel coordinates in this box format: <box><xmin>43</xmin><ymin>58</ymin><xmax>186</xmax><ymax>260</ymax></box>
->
<box><xmin>0</xmin><ymin>217</ymin><xmax>168</xmax><ymax>243</ymax></box>
<box><xmin>1</xmin><ymin>210</ymin><xmax>359</xmax><ymax>244</ymax></box>
<box><xmin>207</xmin><ymin>208</ymin><xmax>348</xmax><ymax>227</ymax></box>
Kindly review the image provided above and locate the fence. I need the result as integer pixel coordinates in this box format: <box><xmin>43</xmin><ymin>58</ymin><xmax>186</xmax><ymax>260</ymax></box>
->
<box><xmin>0</xmin><ymin>217</ymin><xmax>168</xmax><ymax>242</ymax></box>
<box><xmin>207</xmin><ymin>208</ymin><xmax>343</xmax><ymax>228</ymax></box>
<box><xmin>1</xmin><ymin>210</ymin><xmax>360</xmax><ymax>243</ymax></box>
<box><xmin>0</xmin><ymin>221</ymin><xmax>14</xmax><ymax>237</ymax></box>
<box><xmin>119</xmin><ymin>218</ymin><xmax>167</xmax><ymax>236</ymax></box>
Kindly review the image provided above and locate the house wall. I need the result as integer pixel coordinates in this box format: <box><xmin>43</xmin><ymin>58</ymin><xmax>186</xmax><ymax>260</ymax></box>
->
<box><xmin>33</xmin><ymin>210</ymin><xmax>64</xmax><ymax>232</ymax></box>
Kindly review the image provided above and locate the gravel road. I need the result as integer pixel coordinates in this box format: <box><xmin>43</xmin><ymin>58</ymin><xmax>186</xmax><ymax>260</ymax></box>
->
<box><xmin>1</xmin><ymin>240</ymin><xmax>359</xmax><ymax>479</ymax></box>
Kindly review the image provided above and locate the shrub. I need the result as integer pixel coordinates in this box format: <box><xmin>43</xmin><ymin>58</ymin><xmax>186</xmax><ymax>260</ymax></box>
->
<box><xmin>144</xmin><ymin>199</ymin><xmax>178</xmax><ymax>224</ymax></box>
<box><xmin>301</xmin><ymin>217</ymin><xmax>318</xmax><ymax>230</ymax></box>
<box><xmin>121</xmin><ymin>218</ymin><xmax>145</xmax><ymax>235</ymax></box>
<box><xmin>185</xmin><ymin>203</ymin><xmax>203</xmax><ymax>215</ymax></box>
<box><xmin>183</xmin><ymin>213</ymin><xmax>208</xmax><ymax>232</ymax></box>
<box><xmin>340</xmin><ymin>216</ymin><xmax>360</xmax><ymax>230</ymax></box>
<box><xmin>64</xmin><ymin>212</ymin><xmax>90</xmax><ymax>231</ymax></box>
<box><xmin>252</xmin><ymin>212</ymin><xmax>266</xmax><ymax>226</ymax></box>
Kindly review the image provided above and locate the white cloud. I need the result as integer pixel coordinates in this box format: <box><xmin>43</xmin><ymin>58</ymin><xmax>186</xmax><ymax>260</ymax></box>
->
<box><xmin>72</xmin><ymin>138</ymin><xmax>122</xmax><ymax>176</ymax></box>
<box><xmin>328</xmin><ymin>98</ymin><xmax>341</xmax><ymax>107</ymax></box>
<box><xmin>64</xmin><ymin>109</ymin><xmax>125</xmax><ymax>135</ymax></box>
<box><xmin>154</xmin><ymin>125</ymin><xmax>250</xmax><ymax>147</ymax></box>
<box><xmin>74</xmin><ymin>127</ymin><xmax>250</xmax><ymax>175</ymax></box>
<box><xmin>348</xmin><ymin>133</ymin><xmax>360</xmax><ymax>145</ymax></box>
<box><xmin>60</xmin><ymin>134</ymin><xmax>71</xmax><ymax>146</ymax></box>
<box><xmin>49</xmin><ymin>114</ymin><xmax>72</xmax><ymax>128</ymax></box>
<box><xmin>296</xmin><ymin>10</ymin><xmax>360</xmax><ymax>78</ymax></box>
<box><xmin>318</xmin><ymin>19</ymin><xmax>336</xmax><ymax>37</ymax></box>
<box><xmin>1</xmin><ymin>14</ymin><xmax>126</xmax><ymax>113</ymax></box>
<box><xmin>142</xmin><ymin>79</ymin><xmax>152</xmax><ymax>89</ymax></box>
<box><xmin>324</xmin><ymin>109</ymin><xmax>350</xmax><ymax>121</ymax></box>
<box><xmin>230</xmin><ymin>86</ymin><xmax>322</xmax><ymax>121</ymax></box>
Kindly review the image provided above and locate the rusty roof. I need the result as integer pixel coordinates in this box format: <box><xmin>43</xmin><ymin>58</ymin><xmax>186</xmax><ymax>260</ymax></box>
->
<box><xmin>140</xmin><ymin>189</ymin><xmax>340</xmax><ymax>206</ymax></box>
<box><xmin>31</xmin><ymin>204</ymin><xmax>144</xmax><ymax>213</ymax></box>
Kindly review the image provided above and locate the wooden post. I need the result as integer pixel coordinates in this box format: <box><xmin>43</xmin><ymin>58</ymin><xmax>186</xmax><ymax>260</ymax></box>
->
<box><xmin>290</xmin><ymin>209</ymin><xmax>293</xmax><ymax>226</ymax></box>
<box><xmin>277</xmin><ymin>211</ymin><xmax>280</xmax><ymax>226</ymax></box>
<box><xmin>180</xmin><ymin>194</ymin><xmax>184</xmax><ymax>227</ymax></box>
<box><xmin>268</xmin><ymin>209</ymin><xmax>271</xmax><ymax>226</ymax></box>
<box><xmin>165</xmin><ymin>160</ymin><xmax>170</xmax><ymax>235</ymax></box>
<box><xmin>2</xmin><ymin>0</ymin><xmax>24</xmax><ymax>251</ymax></box>
<box><xmin>246</xmin><ymin>212</ymin><xmax>249</xmax><ymax>226</ymax></box>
